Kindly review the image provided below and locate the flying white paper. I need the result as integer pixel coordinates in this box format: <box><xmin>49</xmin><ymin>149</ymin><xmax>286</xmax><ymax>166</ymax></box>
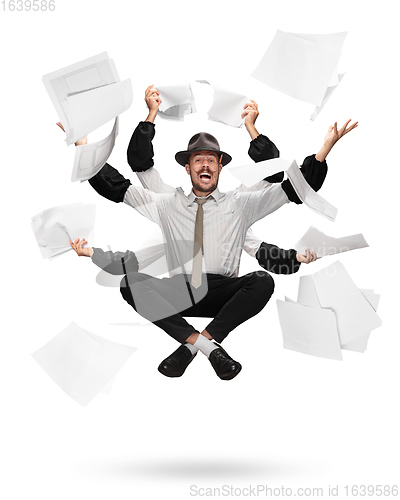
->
<box><xmin>31</xmin><ymin>203</ymin><xmax>96</xmax><ymax>259</ymax></box>
<box><xmin>32</xmin><ymin>322</ymin><xmax>137</xmax><ymax>406</ymax></box>
<box><xmin>72</xmin><ymin>117</ymin><xmax>119</xmax><ymax>182</ymax></box>
<box><xmin>341</xmin><ymin>289</ymin><xmax>380</xmax><ymax>353</ymax></box>
<box><xmin>294</xmin><ymin>226</ymin><xmax>369</xmax><ymax>258</ymax></box>
<box><xmin>297</xmin><ymin>275</ymin><xmax>321</xmax><ymax>308</ymax></box>
<box><xmin>43</xmin><ymin>52</ymin><xmax>132</xmax><ymax>145</ymax></box>
<box><xmin>207</xmin><ymin>83</ymin><xmax>249</xmax><ymax>128</ymax></box>
<box><xmin>252</xmin><ymin>30</ymin><xmax>347</xmax><ymax>117</ymax></box>
<box><xmin>228</xmin><ymin>158</ymin><xmax>292</xmax><ymax>187</ymax></box>
<box><xmin>310</xmin><ymin>73</ymin><xmax>346</xmax><ymax>121</ymax></box>
<box><xmin>311</xmin><ymin>261</ymin><xmax>382</xmax><ymax>345</ymax></box>
<box><xmin>157</xmin><ymin>83</ymin><xmax>196</xmax><ymax>120</ymax></box>
<box><xmin>276</xmin><ymin>300</ymin><xmax>343</xmax><ymax>361</ymax></box>
<box><xmin>297</xmin><ymin>277</ymin><xmax>381</xmax><ymax>354</ymax></box>
<box><xmin>287</xmin><ymin>160</ymin><xmax>338</xmax><ymax>221</ymax></box>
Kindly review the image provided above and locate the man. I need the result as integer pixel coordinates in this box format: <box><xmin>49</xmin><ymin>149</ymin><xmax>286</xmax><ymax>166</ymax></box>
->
<box><xmin>60</xmin><ymin>87</ymin><xmax>357</xmax><ymax>380</ymax></box>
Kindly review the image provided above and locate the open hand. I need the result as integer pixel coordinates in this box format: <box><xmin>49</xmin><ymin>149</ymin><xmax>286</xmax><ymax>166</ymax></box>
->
<box><xmin>70</xmin><ymin>238</ymin><xmax>93</xmax><ymax>257</ymax></box>
<box><xmin>56</xmin><ymin>122</ymin><xmax>87</xmax><ymax>146</ymax></box>
<box><xmin>296</xmin><ymin>249</ymin><xmax>318</xmax><ymax>264</ymax></box>
<box><xmin>323</xmin><ymin>119</ymin><xmax>358</xmax><ymax>149</ymax></box>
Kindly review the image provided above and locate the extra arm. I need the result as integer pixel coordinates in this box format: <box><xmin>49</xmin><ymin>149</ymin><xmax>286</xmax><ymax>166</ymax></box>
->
<box><xmin>278</xmin><ymin>119</ymin><xmax>358</xmax><ymax>203</ymax></box>
<box><xmin>70</xmin><ymin>238</ymin><xmax>139</xmax><ymax>274</ymax></box>
<box><xmin>126</xmin><ymin>120</ymin><xmax>176</xmax><ymax>193</ymax></box>
<box><xmin>91</xmin><ymin>248</ymin><xmax>139</xmax><ymax>275</ymax></box>
<box><xmin>70</xmin><ymin>238</ymin><xmax>167</xmax><ymax>274</ymax></box>
<box><xmin>88</xmin><ymin>162</ymin><xmax>132</xmax><ymax>203</ymax></box>
<box><xmin>248</xmin><ymin>132</ymin><xmax>328</xmax><ymax>202</ymax></box>
<box><xmin>125</xmin><ymin>84</ymin><xmax>175</xmax><ymax>193</ymax></box>
<box><xmin>243</xmin><ymin>229</ymin><xmax>317</xmax><ymax>274</ymax></box>
<box><xmin>255</xmin><ymin>242</ymin><xmax>301</xmax><ymax>275</ymax></box>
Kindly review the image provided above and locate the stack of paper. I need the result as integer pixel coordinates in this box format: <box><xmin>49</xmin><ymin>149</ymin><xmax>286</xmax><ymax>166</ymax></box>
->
<box><xmin>32</xmin><ymin>322</ymin><xmax>137</xmax><ymax>406</ymax></box>
<box><xmin>157</xmin><ymin>83</ymin><xmax>196</xmax><ymax>120</ymax></box>
<box><xmin>43</xmin><ymin>52</ymin><xmax>132</xmax><ymax>145</ymax></box>
<box><xmin>251</xmin><ymin>30</ymin><xmax>347</xmax><ymax>119</ymax></box>
<box><xmin>276</xmin><ymin>261</ymin><xmax>381</xmax><ymax>360</ymax></box>
<box><xmin>43</xmin><ymin>52</ymin><xmax>132</xmax><ymax>181</ymax></box>
<box><xmin>31</xmin><ymin>203</ymin><xmax>96</xmax><ymax>259</ymax></box>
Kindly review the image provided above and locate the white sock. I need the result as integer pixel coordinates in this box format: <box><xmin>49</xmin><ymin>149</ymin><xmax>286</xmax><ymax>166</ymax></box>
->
<box><xmin>185</xmin><ymin>343</ymin><xmax>198</xmax><ymax>355</ymax></box>
<box><xmin>193</xmin><ymin>334</ymin><xmax>219</xmax><ymax>358</ymax></box>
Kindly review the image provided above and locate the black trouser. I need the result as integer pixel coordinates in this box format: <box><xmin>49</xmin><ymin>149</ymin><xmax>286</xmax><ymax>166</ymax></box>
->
<box><xmin>120</xmin><ymin>271</ymin><xmax>275</xmax><ymax>344</ymax></box>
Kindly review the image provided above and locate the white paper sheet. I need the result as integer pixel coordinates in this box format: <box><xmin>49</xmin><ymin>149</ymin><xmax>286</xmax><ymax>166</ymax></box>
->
<box><xmin>62</xmin><ymin>80</ymin><xmax>132</xmax><ymax>145</ymax></box>
<box><xmin>297</xmin><ymin>275</ymin><xmax>322</xmax><ymax>308</ymax></box>
<box><xmin>252</xmin><ymin>30</ymin><xmax>347</xmax><ymax>115</ymax></box>
<box><xmin>276</xmin><ymin>300</ymin><xmax>342</xmax><ymax>361</ymax></box>
<box><xmin>31</xmin><ymin>203</ymin><xmax>96</xmax><ymax>259</ymax></box>
<box><xmin>43</xmin><ymin>52</ymin><xmax>132</xmax><ymax>145</ymax></box>
<box><xmin>157</xmin><ymin>83</ymin><xmax>196</xmax><ymax>120</ymax></box>
<box><xmin>294</xmin><ymin>226</ymin><xmax>369</xmax><ymax>258</ymax></box>
<box><xmin>360</xmin><ymin>289</ymin><xmax>380</xmax><ymax>312</ymax></box>
<box><xmin>32</xmin><ymin>322</ymin><xmax>136</xmax><ymax>406</ymax></box>
<box><xmin>228</xmin><ymin>158</ymin><xmax>292</xmax><ymax>187</ymax></box>
<box><xmin>72</xmin><ymin>117</ymin><xmax>119</xmax><ymax>182</ymax></box>
<box><xmin>206</xmin><ymin>83</ymin><xmax>249</xmax><ymax>128</ymax></box>
<box><xmin>311</xmin><ymin>261</ymin><xmax>382</xmax><ymax>345</ymax></box>
<box><xmin>310</xmin><ymin>73</ymin><xmax>346</xmax><ymax>121</ymax></box>
<box><xmin>297</xmin><ymin>274</ymin><xmax>380</xmax><ymax>354</ymax></box>
<box><xmin>341</xmin><ymin>289</ymin><xmax>380</xmax><ymax>352</ymax></box>
<box><xmin>287</xmin><ymin>160</ymin><xmax>338</xmax><ymax>221</ymax></box>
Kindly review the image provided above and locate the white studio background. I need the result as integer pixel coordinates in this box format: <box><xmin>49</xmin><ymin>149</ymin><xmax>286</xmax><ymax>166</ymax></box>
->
<box><xmin>1</xmin><ymin>1</ymin><xmax>399</xmax><ymax>499</ymax></box>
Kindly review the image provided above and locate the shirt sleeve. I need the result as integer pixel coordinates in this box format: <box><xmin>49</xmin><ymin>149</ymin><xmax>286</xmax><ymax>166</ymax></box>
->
<box><xmin>234</xmin><ymin>182</ymin><xmax>290</xmax><ymax>225</ymax></box>
<box><xmin>281</xmin><ymin>155</ymin><xmax>328</xmax><ymax>204</ymax></box>
<box><xmin>123</xmin><ymin>183</ymin><xmax>174</xmax><ymax>224</ymax></box>
<box><xmin>243</xmin><ymin>227</ymin><xmax>263</xmax><ymax>258</ymax></box>
<box><xmin>88</xmin><ymin>162</ymin><xmax>132</xmax><ymax>203</ymax></box>
<box><xmin>248</xmin><ymin>133</ymin><xmax>284</xmax><ymax>183</ymax></box>
<box><xmin>255</xmin><ymin>242</ymin><xmax>301</xmax><ymax>275</ymax></box>
<box><xmin>135</xmin><ymin>242</ymin><xmax>167</xmax><ymax>271</ymax></box>
<box><xmin>136</xmin><ymin>168</ymin><xmax>176</xmax><ymax>193</ymax></box>
<box><xmin>127</xmin><ymin>121</ymin><xmax>156</xmax><ymax>172</ymax></box>
<box><xmin>91</xmin><ymin>248</ymin><xmax>139</xmax><ymax>275</ymax></box>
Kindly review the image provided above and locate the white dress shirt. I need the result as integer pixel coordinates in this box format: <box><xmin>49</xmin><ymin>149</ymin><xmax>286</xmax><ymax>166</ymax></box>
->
<box><xmin>123</xmin><ymin>167</ymin><xmax>289</xmax><ymax>278</ymax></box>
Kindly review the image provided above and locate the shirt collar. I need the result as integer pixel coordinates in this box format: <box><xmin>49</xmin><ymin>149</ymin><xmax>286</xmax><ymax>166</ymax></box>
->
<box><xmin>187</xmin><ymin>187</ymin><xmax>221</xmax><ymax>207</ymax></box>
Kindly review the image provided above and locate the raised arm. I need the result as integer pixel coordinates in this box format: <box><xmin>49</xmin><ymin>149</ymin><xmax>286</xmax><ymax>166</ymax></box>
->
<box><xmin>242</xmin><ymin>100</ymin><xmax>283</xmax><ymax>184</ymax></box>
<box><xmin>126</xmin><ymin>85</ymin><xmax>159</xmax><ymax>172</ymax></box>
<box><xmin>281</xmin><ymin>119</ymin><xmax>358</xmax><ymax>204</ymax></box>
<box><xmin>126</xmin><ymin>85</ymin><xmax>176</xmax><ymax>193</ymax></box>
<box><xmin>239</xmin><ymin>102</ymin><xmax>358</xmax><ymax>201</ymax></box>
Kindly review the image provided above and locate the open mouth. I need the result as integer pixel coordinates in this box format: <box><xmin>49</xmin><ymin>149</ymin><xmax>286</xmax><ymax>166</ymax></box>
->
<box><xmin>199</xmin><ymin>172</ymin><xmax>212</xmax><ymax>180</ymax></box>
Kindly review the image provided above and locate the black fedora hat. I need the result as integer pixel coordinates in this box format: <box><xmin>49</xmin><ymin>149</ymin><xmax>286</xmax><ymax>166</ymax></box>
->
<box><xmin>175</xmin><ymin>132</ymin><xmax>232</xmax><ymax>166</ymax></box>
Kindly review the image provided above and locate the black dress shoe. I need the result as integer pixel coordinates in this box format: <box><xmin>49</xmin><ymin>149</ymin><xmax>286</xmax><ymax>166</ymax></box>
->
<box><xmin>158</xmin><ymin>345</ymin><xmax>197</xmax><ymax>377</ymax></box>
<box><xmin>208</xmin><ymin>343</ymin><xmax>242</xmax><ymax>380</ymax></box>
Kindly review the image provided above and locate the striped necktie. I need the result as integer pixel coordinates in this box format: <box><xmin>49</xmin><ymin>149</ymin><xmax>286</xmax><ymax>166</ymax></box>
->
<box><xmin>191</xmin><ymin>198</ymin><xmax>207</xmax><ymax>288</ymax></box>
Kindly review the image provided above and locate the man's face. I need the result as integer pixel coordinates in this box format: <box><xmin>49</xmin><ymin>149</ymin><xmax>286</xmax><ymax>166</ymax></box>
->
<box><xmin>185</xmin><ymin>151</ymin><xmax>222</xmax><ymax>194</ymax></box>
